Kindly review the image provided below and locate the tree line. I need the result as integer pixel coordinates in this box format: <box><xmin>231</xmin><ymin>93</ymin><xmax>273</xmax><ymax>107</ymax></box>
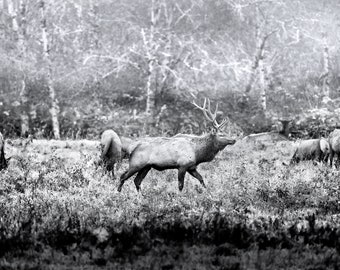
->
<box><xmin>0</xmin><ymin>0</ymin><xmax>339</xmax><ymax>139</ymax></box>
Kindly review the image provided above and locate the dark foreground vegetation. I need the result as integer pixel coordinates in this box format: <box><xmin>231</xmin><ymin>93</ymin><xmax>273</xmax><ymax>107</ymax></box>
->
<box><xmin>1</xmin><ymin>1</ymin><xmax>340</xmax><ymax>267</ymax></box>
<box><xmin>1</xmin><ymin>138</ymin><xmax>340</xmax><ymax>269</ymax></box>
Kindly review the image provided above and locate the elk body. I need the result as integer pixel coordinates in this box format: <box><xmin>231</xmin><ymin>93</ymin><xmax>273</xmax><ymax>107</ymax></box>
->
<box><xmin>100</xmin><ymin>129</ymin><xmax>122</xmax><ymax>176</ymax></box>
<box><xmin>290</xmin><ymin>138</ymin><xmax>330</xmax><ymax>164</ymax></box>
<box><xmin>120</xmin><ymin>136</ymin><xmax>164</xmax><ymax>158</ymax></box>
<box><xmin>117</xmin><ymin>99</ymin><xmax>236</xmax><ymax>192</ymax></box>
<box><xmin>328</xmin><ymin>129</ymin><xmax>340</xmax><ymax>167</ymax></box>
<box><xmin>0</xmin><ymin>132</ymin><xmax>8</xmax><ymax>170</ymax></box>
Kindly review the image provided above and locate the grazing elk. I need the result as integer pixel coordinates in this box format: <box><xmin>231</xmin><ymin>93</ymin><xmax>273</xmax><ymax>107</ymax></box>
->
<box><xmin>0</xmin><ymin>132</ymin><xmax>8</xmax><ymax>171</ymax></box>
<box><xmin>100</xmin><ymin>129</ymin><xmax>122</xmax><ymax>177</ymax></box>
<box><xmin>328</xmin><ymin>129</ymin><xmax>340</xmax><ymax>167</ymax></box>
<box><xmin>290</xmin><ymin>138</ymin><xmax>330</xmax><ymax>164</ymax></box>
<box><xmin>117</xmin><ymin>99</ymin><xmax>236</xmax><ymax>192</ymax></box>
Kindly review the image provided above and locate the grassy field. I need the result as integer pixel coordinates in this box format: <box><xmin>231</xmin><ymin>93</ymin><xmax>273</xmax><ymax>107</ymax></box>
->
<box><xmin>1</xmin><ymin>138</ymin><xmax>340</xmax><ymax>269</ymax></box>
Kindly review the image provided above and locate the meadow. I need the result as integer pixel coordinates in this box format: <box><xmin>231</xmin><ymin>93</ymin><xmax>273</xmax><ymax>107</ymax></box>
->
<box><xmin>1</xmin><ymin>137</ymin><xmax>340</xmax><ymax>269</ymax></box>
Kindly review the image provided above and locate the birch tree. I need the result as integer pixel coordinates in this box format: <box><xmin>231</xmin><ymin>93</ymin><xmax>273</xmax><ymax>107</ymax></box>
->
<box><xmin>143</xmin><ymin>0</ymin><xmax>160</xmax><ymax>122</ymax></box>
<box><xmin>291</xmin><ymin>0</ymin><xmax>336</xmax><ymax>105</ymax></box>
<box><xmin>40</xmin><ymin>0</ymin><xmax>60</xmax><ymax>139</ymax></box>
<box><xmin>242</xmin><ymin>2</ymin><xmax>279</xmax><ymax>114</ymax></box>
<box><xmin>81</xmin><ymin>0</ymin><xmax>198</xmax><ymax>133</ymax></box>
<box><xmin>320</xmin><ymin>33</ymin><xmax>330</xmax><ymax>104</ymax></box>
<box><xmin>141</xmin><ymin>0</ymin><xmax>199</xmax><ymax>128</ymax></box>
<box><xmin>230</xmin><ymin>0</ymin><xmax>300</xmax><ymax>116</ymax></box>
<box><xmin>7</xmin><ymin>0</ymin><xmax>30</xmax><ymax>136</ymax></box>
<box><xmin>88</xmin><ymin>0</ymin><xmax>100</xmax><ymax>51</ymax></box>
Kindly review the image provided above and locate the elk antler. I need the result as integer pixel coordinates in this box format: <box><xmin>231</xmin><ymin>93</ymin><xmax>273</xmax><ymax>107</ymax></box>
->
<box><xmin>192</xmin><ymin>98</ymin><xmax>228</xmax><ymax>131</ymax></box>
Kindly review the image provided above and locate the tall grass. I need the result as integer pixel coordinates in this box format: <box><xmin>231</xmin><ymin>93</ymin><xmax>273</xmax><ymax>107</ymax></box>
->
<box><xmin>1</xmin><ymin>139</ymin><xmax>340</xmax><ymax>269</ymax></box>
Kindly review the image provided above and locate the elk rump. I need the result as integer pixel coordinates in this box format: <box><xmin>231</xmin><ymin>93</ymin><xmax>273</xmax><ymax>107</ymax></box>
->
<box><xmin>100</xmin><ymin>129</ymin><xmax>122</xmax><ymax>177</ymax></box>
<box><xmin>290</xmin><ymin>138</ymin><xmax>330</xmax><ymax>164</ymax></box>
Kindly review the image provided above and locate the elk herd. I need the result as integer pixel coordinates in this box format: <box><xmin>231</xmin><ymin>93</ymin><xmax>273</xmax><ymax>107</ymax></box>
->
<box><xmin>1</xmin><ymin>99</ymin><xmax>340</xmax><ymax>192</ymax></box>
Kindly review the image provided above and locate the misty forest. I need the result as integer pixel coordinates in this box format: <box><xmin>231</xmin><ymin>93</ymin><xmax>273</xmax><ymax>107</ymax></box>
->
<box><xmin>1</xmin><ymin>0</ymin><xmax>340</xmax><ymax>269</ymax></box>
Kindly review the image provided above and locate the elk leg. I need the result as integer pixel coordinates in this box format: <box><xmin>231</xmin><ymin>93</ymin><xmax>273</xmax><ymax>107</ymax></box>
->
<box><xmin>178</xmin><ymin>168</ymin><xmax>187</xmax><ymax>191</ymax></box>
<box><xmin>188</xmin><ymin>168</ymin><xmax>206</xmax><ymax>188</ymax></box>
<box><xmin>109</xmin><ymin>162</ymin><xmax>115</xmax><ymax>178</ymax></box>
<box><xmin>117</xmin><ymin>169</ymin><xmax>139</xmax><ymax>192</ymax></box>
<box><xmin>323</xmin><ymin>153</ymin><xmax>329</xmax><ymax>165</ymax></box>
<box><xmin>133</xmin><ymin>166</ymin><xmax>151</xmax><ymax>191</ymax></box>
<box><xmin>336</xmin><ymin>153</ymin><xmax>340</xmax><ymax>168</ymax></box>
<box><xmin>330</xmin><ymin>150</ymin><xmax>334</xmax><ymax>167</ymax></box>
<box><xmin>317</xmin><ymin>152</ymin><xmax>322</xmax><ymax>162</ymax></box>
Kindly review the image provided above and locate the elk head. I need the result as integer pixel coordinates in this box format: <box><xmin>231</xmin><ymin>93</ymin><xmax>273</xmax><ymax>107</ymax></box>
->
<box><xmin>192</xmin><ymin>98</ymin><xmax>235</xmax><ymax>150</ymax></box>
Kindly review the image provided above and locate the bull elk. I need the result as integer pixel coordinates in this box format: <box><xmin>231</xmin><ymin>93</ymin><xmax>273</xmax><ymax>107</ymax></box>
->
<box><xmin>117</xmin><ymin>99</ymin><xmax>236</xmax><ymax>192</ymax></box>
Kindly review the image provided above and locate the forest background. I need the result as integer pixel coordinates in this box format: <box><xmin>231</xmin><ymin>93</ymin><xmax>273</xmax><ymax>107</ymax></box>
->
<box><xmin>1</xmin><ymin>0</ymin><xmax>340</xmax><ymax>139</ymax></box>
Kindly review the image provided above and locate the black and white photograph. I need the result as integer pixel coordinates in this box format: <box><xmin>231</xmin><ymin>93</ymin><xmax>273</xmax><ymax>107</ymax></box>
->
<box><xmin>1</xmin><ymin>0</ymin><xmax>340</xmax><ymax>269</ymax></box>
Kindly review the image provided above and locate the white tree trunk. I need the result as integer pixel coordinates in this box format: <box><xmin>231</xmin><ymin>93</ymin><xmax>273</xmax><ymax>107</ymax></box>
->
<box><xmin>74</xmin><ymin>2</ymin><xmax>83</xmax><ymax>49</ymax></box>
<box><xmin>8</xmin><ymin>0</ymin><xmax>30</xmax><ymax>136</ymax></box>
<box><xmin>89</xmin><ymin>0</ymin><xmax>99</xmax><ymax>51</ymax></box>
<box><xmin>245</xmin><ymin>34</ymin><xmax>268</xmax><ymax>95</ymax></box>
<box><xmin>143</xmin><ymin>0</ymin><xmax>161</xmax><ymax>129</ymax></box>
<box><xmin>259</xmin><ymin>59</ymin><xmax>267</xmax><ymax>112</ymax></box>
<box><xmin>145</xmin><ymin>60</ymin><xmax>157</xmax><ymax>116</ymax></box>
<box><xmin>19</xmin><ymin>79</ymin><xmax>29</xmax><ymax>136</ymax></box>
<box><xmin>40</xmin><ymin>0</ymin><xmax>60</xmax><ymax>139</ymax></box>
<box><xmin>245</xmin><ymin>5</ymin><xmax>260</xmax><ymax>94</ymax></box>
<box><xmin>19</xmin><ymin>0</ymin><xmax>29</xmax><ymax>136</ymax></box>
<box><xmin>7</xmin><ymin>0</ymin><xmax>19</xmax><ymax>33</ymax></box>
<box><xmin>245</xmin><ymin>5</ymin><xmax>275</xmax><ymax>96</ymax></box>
<box><xmin>321</xmin><ymin>34</ymin><xmax>330</xmax><ymax>104</ymax></box>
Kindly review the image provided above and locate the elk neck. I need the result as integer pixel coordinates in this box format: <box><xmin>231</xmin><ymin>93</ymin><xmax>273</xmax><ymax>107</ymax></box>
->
<box><xmin>190</xmin><ymin>133</ymin><xmax>223</xmax><ymax>163</ymax></box>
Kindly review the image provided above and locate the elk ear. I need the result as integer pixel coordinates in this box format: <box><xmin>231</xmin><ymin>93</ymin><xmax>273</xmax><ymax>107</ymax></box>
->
<box><xmin>320</xmin><ymin>139</ymin><xmax>330</xmax><ymax>153</ymax></box>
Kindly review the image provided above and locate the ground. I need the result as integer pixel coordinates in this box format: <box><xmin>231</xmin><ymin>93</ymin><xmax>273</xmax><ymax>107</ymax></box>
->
<box><xmin>1</xmin><ymin>137</ymin><xmax>340</xmax><ymax>269</ymax></box>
